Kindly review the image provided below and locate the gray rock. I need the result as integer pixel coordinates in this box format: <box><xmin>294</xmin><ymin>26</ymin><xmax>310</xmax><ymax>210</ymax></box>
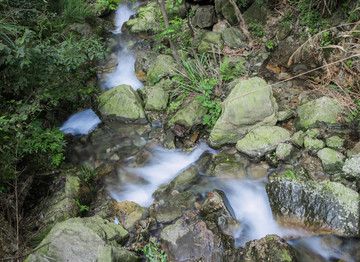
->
<box><xmin>222</xmin><ymin>27</ymin><xmax>246</xmax><ymax>49</ymax></box>
<box><xmin>123</xmin><ymin>2</ymin><xmax>157</xmax><ymax>35</ymax></box>
<box><xmin>304</xmin><ymin>136</ymin><xmax>325</xmax><ymax>152</ymax></box>
<box><xmin>276</xmin><ymin>143</ymin><xmax>293</xmax><ymax>160</ymax></box>
<box><xmin>192</xmin><ymin>5</ymin><xmax>217</xmax><ymax>28</ymax></box>
<box><xmin>236</xmin><ymin>126</ymin><xmax>291</xmax><ymax>158</ymax></box>
<box><xmin>98</xmin><ymin>85</ymin><xmax>146</xmax><ymax>123</ymax></box>
<box><xmin>198</xmin><ymin>31</ymin><xmax>224</xmax><ymax>53</ymax></box>
<box><xmin>243</xmin><ymin>2</ymin><xmax>269</xmax><ymax>24</ymax></box>
<box><xmin>277</xmin><ymin>109</ymin><xmax>294</xmax><ymax>122</ymax></box>
<box><xmin>346</xmin><ymin>142</ymin><xmax>360</xmax><ymax>157</ymax></box>
<box><xmin>266</xmin><ymin>178</ymin><xmax>360</xmax><ymax>235</ymax></box>
<box><xmin>343</xmin><ymin>153</ymin><xmax>360</xmax><ymax>178</ymax></box>
<box><xmin>143</xmin><ymin>80</ymin><xmax>169</xmax><ymax>111</ymax></box>
<box><xmin>291</xmin><ymin>130</ymin><xmax>305</xmax><ymax>147</ymax></box>
<box><xmin>215</xmin><ymin>0</ymin><xmax>238</xmax><ymax>25</ymax></box>
<box><xmin>209</xmin><ymin>77</ymin><xmax>278</xmax><ymax>147</ymax></box>
<box><xmin>326</xmin><ymin>136</ymin><xmax>345</xmax><ymax>150</ymax></box>
<box><xmin>26</xmin><ymin>216</ymin><xmax>137</xmax><ymax>262</ymax></box>
<box><xmin>244</xmin><ymin>234</ymin><xmax>298</xmax><ymax>262</ymax></box>
<box><xmin>211</xmin><ymin>152</ymin><xmax>247</xmax><ymax>179</ymax></box>
<box><xmin>146</xmin><ymin>55</ymin><xmax>176</xmax><ymax>84</ymax></box>
<box><xmin>317</xmin><ymin>148</ymin><xmax>345</xmax><ymax>173</ymax></box>
<box><xmin>295</xmin><ymin>97</ymin><xmax>344</xmax><ymax>130</ymax></box>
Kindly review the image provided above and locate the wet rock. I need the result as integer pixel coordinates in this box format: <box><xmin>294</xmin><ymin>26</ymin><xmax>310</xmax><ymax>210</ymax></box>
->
<box><xmin>209</xmin><ymin>77</ymin><xmax>278</xmax><ymax>147</ymax></box>
<box><xmin>291</xmin><ymin>130</ymin><xmax>305</xmax><ymax>147</ymax></box>
<box><xmin>167</xmin><ymin>98</ymin><xmax>207</xmax><ymax>134</ymax></box>
<box><xmin>247</xmin><ymin>162</ymin><xmax>269</xmax><ymax>179</ymax></box>
<box><xmin>123</xmin><ymin>2</ymin><xmax>157</xmax><ymax>35</ymax></box>
<box><xmin>146</xmin><ymin>54</ymin><xmax>176</xmax><ymax>84</ymax></box>
<box><xmin>317</xmin><ymin>148</ymin><xmax>345</xmax><ymax>174</ymax></box>
<box><xmin>294</xmin><ymin>97</ymin><xmax>344</xmax><ymax>130</ymax></box>
<box><xmin>98</xmin><ymin>85</ymin><xmax>146</xmax><ymax>123</ymax></box>
<box><xmin>215</xmin><ymin>0</ymin><xmax>237</xmax><ymax>25</ymax></box>
<box><xmin>325</xmin><ymin>136</ymin><xmax>345</xmax><ymax>150</ymax></box>
<box><xmin>236</xmin><ymin>126</ymin><xmax>291</xmax><ymax>158</ymax></box>
<box><xmin>342</xmin><ymin>153</ymin><xmax>360</xmax><ymax>179</ymax></box>
<box><xmin>26</xmin><ymin>216</ymin><xmax>135</xmax><ymax>262</ymax></box>
<box><xmin>244</xmin><ymin>234</ymin><xmax>298</xmax><ymax>262</ymax></box>
<box><xmin>160</xmin><ymin>216</ymin><xmax>239</xmax><ymax>261</ymax></box>
<box><xmin>143</xmin><ymin>80</ymin><xmax>169</xmax><ymax>111</ymax></box>
<box><xmin>266</xmin><ymin>177</ymin><xmax>360</xmax><ymax>235</ymax></box>
<box><xmin>198</xmin><ymin>31</ymin><xmax>224</xmax><ymax>53</ymax></box>
<box><xmin>304</xmin><ymin>136</ymin><xmax>325</xmax><ymax>152</ymax></box>
<box><xmin>134</xmin><ymin>50</ymin><xmax>158</xmax><ymax>82</ymax></box>
<box><xmin>211</xmin><ymin>152</ymin><xmax>247</xmax><ymax>179</ymax></box>
<box><xmin>149</xmin><ymin>191</ymin><xmax>196</xmax><ymax>223</ymax></box>
<box><xmin>222</xmin><ymin>27</ymin><xmax>246</xmax><ymax>49</ymax></box>
<box><xmin>192</xmin><ymin>5</ymin><xmax>217</xmax><ymax>28</ymax></box>
<box><xmin>200</xmin><ymin>190</ymin><xmax>238</xmax><ymax>235</ymax></box>
<box><xmin>276</xmin><ymin>143</ymin><xmax>294</xmax><ymax>161</ymax></box>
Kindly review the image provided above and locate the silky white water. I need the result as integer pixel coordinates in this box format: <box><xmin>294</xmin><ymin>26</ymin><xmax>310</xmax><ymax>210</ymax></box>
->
<box><xmin>109</xmin><ymin>143</ymin><xmax>215</xmax><ymax>206</ymax></box>
<box><xmin>101</xmin><ymin>4</ymin><xmax>143</xmax><ymax>90</ymax></box>
<box><xmin>60</xmin><ymin>109</ymin><xmax>101</xmax><ymax>135</ymax></box>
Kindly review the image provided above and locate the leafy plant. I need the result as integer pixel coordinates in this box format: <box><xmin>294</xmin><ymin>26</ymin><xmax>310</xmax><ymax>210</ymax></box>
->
<box><xmin>141</xmin><ymin>238</ymin><xmax>168</xmax><ymax>262</ymax></box>
<box><xmin>80</xmin><ymin>164</ymin><xmax>98</xmax><ymax>191</ymax></box>
<box><xmin>265</xmin><ymin>40</ymin><xmax>274</xmax><ymax>50</ymax></box>
<box><xmin>74</xmin><ymin>199</ymin><xmax>89</xmax><ymax>213</ymax></box>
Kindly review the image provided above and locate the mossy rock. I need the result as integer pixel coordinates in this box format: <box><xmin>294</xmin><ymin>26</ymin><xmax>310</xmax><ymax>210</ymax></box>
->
<box><xmin>143</xmin><ymin>80</ymin><xmax>169</xmax><ymax>111</ymax></box>
<box><xmin>198</xmin><ymin>31</ymin><xmax>224</xmax><ymax>53</ymax></box>
<box><xmin>123</xmin><ymin>2</ymin><xmax>157</xmax><ymax>35</ymax></box>
<box><xmin>317</xmin><ymin>148</ymin><xmax>345</xmax><ymax>173</ymax></box>
<box><xmin>98</xmin><ymin>84</ymin><xmax>146</xmax><ymax>123</ymax></box>
<box><xmin>146</xmin><ymin>55</ymin><xmax>176</xmax><ymax>84</ymax></box>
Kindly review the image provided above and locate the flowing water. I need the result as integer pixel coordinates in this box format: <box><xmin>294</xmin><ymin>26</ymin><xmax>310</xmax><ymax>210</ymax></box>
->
<box><xmin>59</xmin><ymin>4</ymin><xmax>360</xmax><ymax>261</ymax></box>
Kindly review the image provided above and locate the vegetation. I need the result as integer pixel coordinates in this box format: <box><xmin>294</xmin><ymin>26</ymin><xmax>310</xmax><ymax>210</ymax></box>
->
<box><xmin>139</xmin><ymin>238</ymin><xmax>168</xmax><ymax>262</ymax></box>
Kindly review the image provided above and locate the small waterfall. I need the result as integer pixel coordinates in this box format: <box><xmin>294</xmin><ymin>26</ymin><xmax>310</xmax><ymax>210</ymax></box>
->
<box><xmin>100</xmin><ymin>4</ymin><xmax>143</xmax><ymax>90</ymax></box>
<box><xmin>60</xmin><ymin>109</ymin><xmax>101</xmax><ymax>135</ymax></box>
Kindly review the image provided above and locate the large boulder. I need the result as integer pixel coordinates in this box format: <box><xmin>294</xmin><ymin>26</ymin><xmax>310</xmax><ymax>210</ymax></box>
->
<box><xmin>146</xmin><ymin>55</ymin><xmax>176</xmax><ymax>84</ymax></box>
<box><xmin>214</xmin><ymin>0</ymin><xmax>237</xmax><ymax>25</ymax></box>
<box><xmin>295</xmin><ymin>97</ymin><xmax>344</xmax><ymax>130</ymax></box>
<box><xmin>266</xmin><ymin>177</ymin><xmax>360</xmax><ymax>235</ymax></box>
<box><xmin>98</xmin><ymin>84</ymin><xmax>146</xmax><ymax>123</ymax></box>
<box><xmin>122</xmin><ymin>2</ymin><xmax>157</xmax><ymax>35</ymax></box>
<box><xmin>243</xmin><ymin>2</ymin><xmax>270</xmax><ymax>24</ymax></box>
<box><xmin>244</xmin><ymin>234</ymin><xmax>298</xmax><ymax>262</ymax></box>
<box><xmin>26</xmin><ymin>216</ymin><xmax>140</xmax><ymax>262</ymax></box>
<box><xmin>236</xmin><ymin>126</ymin><xmax>291</xmax><ymax>158</ymax></box>
<box><xmin>192</xmin><ymin>5</ymin><xmax>217</xmax><ymax>28</ymax></box>
<box><xmin>209</xmin><ymin>77</ymin><xmax>278</xmax><ymax>147</ymax></box>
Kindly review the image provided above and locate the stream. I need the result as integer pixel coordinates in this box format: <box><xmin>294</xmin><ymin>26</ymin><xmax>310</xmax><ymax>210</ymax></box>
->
<box><xmin>60</xmin><ymin>3</ymin><xmax>360</xmax><ymax>262</ymax></box>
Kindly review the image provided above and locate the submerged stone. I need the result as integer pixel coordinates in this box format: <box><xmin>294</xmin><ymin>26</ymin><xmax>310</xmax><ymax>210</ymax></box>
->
<box><xmin>266</xmin><ymin>178</ymin><xmax>360</xmax><ymax>235</ymax></box>
<box><xmin>236</xmin><ymin>126</ymin><xmax>290</xmax><ymax>158</ymax></box>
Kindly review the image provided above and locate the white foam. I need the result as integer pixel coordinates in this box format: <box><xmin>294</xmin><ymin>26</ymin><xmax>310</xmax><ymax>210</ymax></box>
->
<box><xmin>60</xmin><ymin>109</ymin><xmax>101</xmax><ymax>135</ymax></box>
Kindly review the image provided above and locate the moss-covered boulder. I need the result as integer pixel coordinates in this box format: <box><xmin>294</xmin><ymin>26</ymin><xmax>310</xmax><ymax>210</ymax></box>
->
<box><xmin>317</xmin><ymin>148</ymin><xmax>345</xmax><ymax>173</ymax></box>
<box><xmin>294</xmin><ymin>97</ymin><xmax>344</xmax><ymax>130</ymax></box>
<box><xmin>146</xmin><ymin>55</ymin><xmax>176</xmax><ymax>84</ymax></box>
<box><xmin>266</xmin><ymin>177</ymin><xmax>360</xmax><ymax>235</ymax></box>
<box><xmin>167</xmin><ymin>98</ymin><xmax>207</xmax><ymax>131</ymax></box>
<box><xmin>235</xmin><ymin>126</ymin><xmax>290</xmax><ymax>158</ymax></box>
<box><xmin>276</xmin><ymin>143</ymin><xmax>293</xmax><ymax>161</ymax></box>
<box><xmin>222</xmin><ymin>27</ymin><xmax>246</xmax><ymax>48</ymax></box>
<box><xmin>304</xmin><ymin>136</ymin><xmax>325</xmax><ymax>152</ymax></box>
<box><xmin>26</xmin><ymin>216</ymin><xmax>139</xmax><ymax>262</ymax></box>
<box><xmin>122</xmin><ymin>2</ymin><xmax>157</xmax><ymax>35</ymax></box>
<box><xmin>326</xmin><ymin>136</ymin><xmax>345</xmax><ymax>150</ymax></box>
<box><xmin>198</xmin><ymin>31</ymin><xmax>224</xmax><ymax>53</ymax></box>
<box><xmin>291</xmin><ymin>130</ymin><xmax>305</xmax><ymax>147</ymax></box>
<box><xmin>98</xmin><ymin>84</ymin><xmax>146</xmax><ymax>123</ymax></box>
<box><xmin>192</xmin><ymin>5</ymin><xmax>217</xmax><ymax>28</ymax></box>
<box><xmin>215</xmin><ymin>0</ymin><xmax>238</xmax><ymax>25</ymax></box>
<box><xmin>244</xmin><ymin>234</ymin><xmax>298</xmax><ymax>262</ymax></box>
<box><xmin>143</xmin><ymin>80</ymin><xmax>169</xmax><ymax>111</ymax></box>
<box><xmin>243</xmin><ymin>2</ymin><xmax>270</xmax><ymax>24</ymax></box>
<box><xmin>209</xmin><ymin>77</ymin><xmax>278</xmax><ymax>147</ymax></box>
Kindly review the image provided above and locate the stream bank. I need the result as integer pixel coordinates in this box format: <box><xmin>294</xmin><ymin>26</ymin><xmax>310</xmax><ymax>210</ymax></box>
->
<box><xmin>16</xmin><ymin>0</ymin><xmax>360</xmax><ymax>261</ymax></box>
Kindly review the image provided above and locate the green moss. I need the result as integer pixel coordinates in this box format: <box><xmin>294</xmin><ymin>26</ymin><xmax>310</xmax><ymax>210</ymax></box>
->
<box><xmin>279</xmin><ymin>249</ymin><xmax>292</xmax><ymax>262</ymax></box>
